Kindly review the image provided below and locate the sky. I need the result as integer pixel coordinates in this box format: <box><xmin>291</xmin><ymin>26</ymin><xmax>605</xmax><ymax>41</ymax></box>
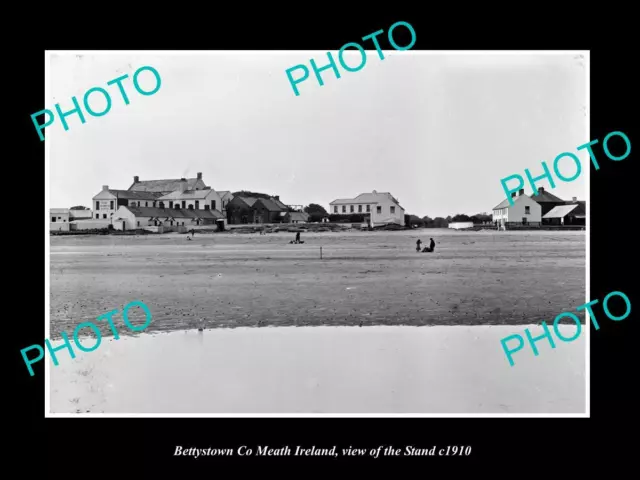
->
<box><xmin>48</xmin><ymin>52</ymin><xmax>587</xmax><ymax>218</ymax></box>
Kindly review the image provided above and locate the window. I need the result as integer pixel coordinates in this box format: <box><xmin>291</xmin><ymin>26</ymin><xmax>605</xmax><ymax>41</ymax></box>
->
<box><xmin>51</xmin><ymin>217</ymin><xmax>56</xmax><ymax>222</ymax></box>
<box><xmin>334</xmin><ymin>206</ymin><xmax>338</xmax><ymax>213</ymax></box>
<box><xmin>145</xmin><ymin>202</ymin><xmax>148</xmax><ymax>207</ymax></box>
<box><xmin>366</xmin><ymin>205</ymin><xmax>370</xmax><ymax>212</ymax></box>
<box><xmin>358</xmin><ymin>205</ymin><xmax>362</xmax><ymax>213</ymax></box>
<box><xmin>195</xmin><ymin>200</ymin><xmax>200</xmax><ymax>209</ymax></box>
<box><xmin>169</xmin><ymin>201</ymin><xmax>173</xmax><ymax>208</ymax></box>
<box><xmin>95</xmin><ymin>214</ymin><xmax>99</xmax><ymax>219</ymax></box>
<box><xmin>103</xmin><ymin>214</ymin><xmax>107</xmax><ymax>219</ymax></box>
<box><xmin>211</xmin><ymin>200</ymin><xmax>216</xmax><ymax>210</ymax></box>
<box><xmin>350</xmin><ymin>205</ymin><xmax>354</xmax><ymax>213</ymax></box>
<box><xmin>95</xmin><ymin>201</ymin><xmax>100</xmax><ymax>210</ymax></box>
<box><xmin>110</xmin><ymin>201</ymin><xmax>114</xmax><ymax>210</ymax></box>
<box><xmin>137</xmin><ymin>221</ymin><xmax>140</xmax><ymax>227</ymax></box>
<box><xmin>525</xmin><ymin>206</ymin><xmax>530</xmax><ymax>214</ymax></box>
<box><xmin>188</xmin><ymin>205</ymin><xmax>194</xmax><ymax>210</ymax></box>
<box><xmin>376</xmin><ymin>206</ymin><xmax>382</xmax><ymax>214</ymax></box>
<box><xmin>57</xmin><ymin>217</ymin><xmax>61</xmax><ymax>220</ymax></box>
<box><xmin>342</xmin><ymin>206</ymin><xmax>346</xmax><ymax>213</ymax></box>
<box><xmin>390</xmin><ymin>206</ymin><xmax>395</xmax><ymax>214</ymax></box>
<box><xmin>182</xmin><ymin>200</ymin><xmax>186</xmax><ymax>209</ymax></box>
<box><xmin>204</xmin><ymin>205</ymin><xmax>210</xmax><ymax>210</ymax></box>
<box><xmin>159</xmin><ymin>202</ymin><xmax>164</xmax><ymax>208</ymax></box>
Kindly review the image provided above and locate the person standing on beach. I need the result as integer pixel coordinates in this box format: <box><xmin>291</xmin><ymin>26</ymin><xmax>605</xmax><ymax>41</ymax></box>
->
<box><xmin>416</xmin><ymin>239</ymin><xmax>422</xmax><ymax>252</ymax></box>
<box><xmin>295</xmin><ymin>231</ymin><xmax>301</xmax><ymax>244</ymax></box>
<box><xmin>429</xmin><ymin>238</ymin><xmax>436</xmax><ymax>252</ymax></box>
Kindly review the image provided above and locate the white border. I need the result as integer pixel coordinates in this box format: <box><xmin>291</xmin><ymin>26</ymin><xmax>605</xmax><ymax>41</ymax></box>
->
<box><xmin>44</xmin><ymin>50</ymin><xmax>590</xmax><ymax>418</ymax></box>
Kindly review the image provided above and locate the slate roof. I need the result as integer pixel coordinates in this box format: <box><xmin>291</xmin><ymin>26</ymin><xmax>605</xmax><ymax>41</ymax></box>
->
<box><xmin>125</xmin><ymin>206</ymin><xmax>224</xmax><ymax>220</ymax></box>
<box><xmin>492</xmin><ymin>193</ymin><xmax>536</xmax><ymax>210</ymax></box>
<box><xmin>272</xmin><ymin>198</ymin><xmax>288</xmax><ymax>209</ymax></box>
<box><xmin>157</xmin><ymin>189</ymin><xmax>216</xmax><ymax>200</ymax></box>
<box><xmin>128</xmin><ymin>178</ymin><xmax>204</xmax><ymax>193</ymax></box>
<box><xmin>530</xmin><ymin>190</ymin><xmax>565</xmax><ymax>203</ymax></box>
<box><xmin>255</xmin><ymin>198</ymin><xmax>285</xmax><ymax>212</ymax></box>
<box><xmin>543</xmin><ymin>204</ymin><xmax>579</xmax><ymax>219</ymax></box>
<box><xmin>218</xmin><ymin>191</ymin><xmax>231</xmax><ymax>198</ymax></box>
<box><xmin>108</xmin><ymin>190</ymin><xmax>163</xmax><ymax>200</ymax></box>
<box><xmin>330</xmin><ymin>192</ymin><xmax>402</xmax><ymax>207</ymax></box>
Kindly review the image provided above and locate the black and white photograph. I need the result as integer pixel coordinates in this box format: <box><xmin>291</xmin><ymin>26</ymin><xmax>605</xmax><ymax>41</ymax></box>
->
<box><xmin>45</xmin><ymin>50</ymin><xmax>588</xmax><ymax>415</ymax></box>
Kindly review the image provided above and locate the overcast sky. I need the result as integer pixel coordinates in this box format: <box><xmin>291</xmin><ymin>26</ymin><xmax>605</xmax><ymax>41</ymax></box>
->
<box><xmin>48</xmin><ymin>52</ymin><xmax>587</xmax><ymax>218</ymax></box>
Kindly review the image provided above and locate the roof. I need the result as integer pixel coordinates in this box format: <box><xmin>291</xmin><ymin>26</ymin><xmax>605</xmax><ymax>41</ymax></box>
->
<box><xmin>287</xmin><ymin>212</ymin><xmax>309</xmax><ymax>222</ymax></box>
<box><xmin>124</xmin><ymin>206</ymin><xmax>224</xmax><ymax>220</ymax></box>
<box><xmin>239</xmin><ymin>197</ymin><xmax>259</xmax><ymax>207</ymax></box>
<box><xmin>330</xmin><ymin>191</ymin><xmax>401</xmax><ymax>206</ymax></box>
<box><xmin>255</xmin><ymin>198</ymin><xmax>285</xmax><ymax>212</ymax></box>
<box><xmin>108</xmin><ymin>190</ymin><xmax>163</xmax><ymax>200</ymax></box>
<box><xmin>543</xmin><ymin>204</ymin><xmax>580</xmax><ymax>219</ymax></box>
<box><xmin>218</xmin><ymin>190</ymin><xmax>231</xmax><ymax>198</ymax></box>
<box><xmin>493</xmin><ymin>194</ymin><xmax>525</xmax><ymax>210</ymax></box>
<box><xmin>50</xmin><ymin>208</ymin><xmax>70</xmax><ymax>214</ymax></box>
<box><xmin>157</xmin><ymin>189</ymin><xmax>215</xmax><ymax>200</ymax></box>
<box><xmin>272</xmin><ymin>198</ymin><xmax>288</xmax><ymax>209</ymax></box>
<box><xmin>128</xmin><ymin>178</ymin><xmax>204</xmax><ymax>193</ymax></box>
<box><xmin>530</xmin><ymin>189</ymin><xmax>564</xmax><ymax>203</ymax></box>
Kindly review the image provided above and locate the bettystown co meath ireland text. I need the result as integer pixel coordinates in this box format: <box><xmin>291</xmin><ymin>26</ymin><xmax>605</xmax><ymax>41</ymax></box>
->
<box><xmin>22</xmin><ymin>300</ymin><xmax>152</xmax><ymax>376</ymax></box>
<box><xmin>32</xmin><ymin>65</ymin><xmax>161</xmax><ymax>141</ymax></box>
<box><xmin>285</xmin><ymin>21</ymin><xmax>416</xmax><ymax>96</ymax></box>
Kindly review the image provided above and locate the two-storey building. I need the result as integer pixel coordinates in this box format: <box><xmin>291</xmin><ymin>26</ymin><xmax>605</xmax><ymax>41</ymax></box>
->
<box><xmin>329</xmin><ymin>190</ymin><xmax>405</xmax><ymax>226</ymax></box>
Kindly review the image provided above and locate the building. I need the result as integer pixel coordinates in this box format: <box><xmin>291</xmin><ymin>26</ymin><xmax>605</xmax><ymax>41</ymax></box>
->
<box><xmin>92</xmin><ymin>186</ymin><xmax>162</xmax><ymax>221</ymax></box>
<box><xmin>448</xmin><ymin>222</ymin><xmax>474</xmax><ymax>230</ymax></box>
<box><xmin>226</xmin><ymin>196</ymin><xmax>288</xmax><ymax>224</ymax></box>
<box><xmin>217</xmin><ymin>191</ymin><xmax>234</xmax><ymax>212</ymax></box>
<box><xmin>284</xmin><ymin>212</ymin><xmax>309</xmax><ymax>223</ymax></box>
<box><xmin>542</xmin><ymin>200</ymin><xmax>586</xmax><ymax>226</ymax></box>
<box><xmin>530</xmin><ymin>186</ymin><xmax>566</xmax><ymax>218</ymax></box>
<box><xmin>69</xmin><ymin>206</ymin><xmax>93</xmax><ymax>220</ymax></box>
<box><xmin>492</xmin><ymin>189</ymin><xmax>542</xmax><ymax>229</ymax></box>
<box><xmin>157</xmin><ymin>185</ymin><xmax>223</xmax><ymax>212</ymax></box>
<box><xmin>112</xmin><ymin>205</ymin><xmax>225</xmax><ymax>231</ymax></box>
<box><xmin>329</xmin><ymin>190</ymin><xmax>405</xmax><ymax>226</ymax></box>
<box><xmin>50</xmin><ymin>208</ymin><xmax>71</xmax><ymax>231</ymax></box>
<box><xmin>128</xmin><ymin>173</ymin><xmax>208</xmax><ymax>193</ymax></box>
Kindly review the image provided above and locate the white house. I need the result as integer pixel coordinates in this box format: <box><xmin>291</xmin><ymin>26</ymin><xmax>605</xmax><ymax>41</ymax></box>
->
<box><xmin>492</xmin><ymin>189</ymin><xmax>542</xmax><ymax>229</ymax></box>
<box><xmin>157</xmin><ymin>185</ymin><xmax>223</xmax><ymax>212</ymax></box>
<box><xmin>329</xmin><ymin>190</ymin><xmax>405</xmax><ymax>226</ymax></box>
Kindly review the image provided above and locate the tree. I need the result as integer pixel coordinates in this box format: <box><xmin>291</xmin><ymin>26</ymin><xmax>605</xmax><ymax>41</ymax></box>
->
<box><xmin>406</xmin><ymin>214</ymin><xmax>425</xmax><ymax>227</ymax></box>
<box><xmin>452</xmin><ymin>214</ymin><xmax>471</xmax><ymax>222</ymax></box>
<box><xmin>304</xmin><ymin>203</ymin><xmax>327</xmax><ymax>215</ymax></box>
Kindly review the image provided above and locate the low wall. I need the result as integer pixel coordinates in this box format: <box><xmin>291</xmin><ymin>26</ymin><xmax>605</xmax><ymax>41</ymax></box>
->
<box><xmin>50</xmin><ymin>223</ymin><xmax>70</xmax><ymax>232</ymax></box>
<box><xmin>70</xmin><ymin>220</ymin><xmax>111</xmax><ymax>230</ymax></box>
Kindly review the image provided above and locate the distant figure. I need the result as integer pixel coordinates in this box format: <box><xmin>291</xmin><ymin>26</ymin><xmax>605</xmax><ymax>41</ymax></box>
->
<box><xmin>191</xmin><ymin>229</ymin><xmax>195</xmax><ymax>236</ymax></box>
<box><xmin>422</xmin><ymin>238</ymin><xmax>436</xmax><ymax>252</ymax></box>
<box><xmin>187</xmin><ymin>236</ymin><xmax>192</xmax><ymax>241</ymax></box>
<box><xmin>416</xmin><ymin>239</ymin><xmax>422</xmax><ymax>252</ymax></box>
<box><xmin>295</xmin><ymin>231</ymin><xmax>301</xmax><ymax>243</ymax></box>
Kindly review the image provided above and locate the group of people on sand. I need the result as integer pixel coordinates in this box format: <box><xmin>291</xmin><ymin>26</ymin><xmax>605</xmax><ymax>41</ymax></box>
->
<box><xmin>416</xmin><ymin>238</ymin><xmax>436</xmax><ymax>253</ymax></box>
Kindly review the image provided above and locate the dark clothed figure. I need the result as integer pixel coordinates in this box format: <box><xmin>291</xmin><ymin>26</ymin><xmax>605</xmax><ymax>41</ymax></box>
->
<box><xmin>295</xmin><ymin>232</ymin><xmax>301</xmax><ymax>243</ymax></box>
<box><xmin>429</xmin><ymin>238</ymin><xmax>435</xmax><ymax>252</ymax></box>
<box><xmin>416</xmin><ymin>240</ymin><xmax>422</xmax><ymax>252</ymax></box>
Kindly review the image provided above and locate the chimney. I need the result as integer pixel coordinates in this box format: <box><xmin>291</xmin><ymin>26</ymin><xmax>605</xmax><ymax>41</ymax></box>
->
<box><xmin>102</xmin><ymin>185</ymin><xmax>109</xmax><ymax>191</ymax></box>
<box><xmin>519</xmin><ymin>188</ymin><xmax>524</xmax><ymax>196</ymax></box>
<box><xmin>133</xmin><ymin>176</ymin><xmax>139</xmax><ymax>183</ymax></box>
<box><xmin>572</xmin><ymin>196</ymin><xmax>577</xmax><ymax>202</ymax></box>
<box><xmin>275</xmin><ymin>195</ymin><xmax>280</xmax><ymax>200</ymax></box>
<box><xmin>179</xmin><ymin>178</ymin><xmax>187</xmax><ymax>193</ymax></box>
<box><xmin>511</xmin><ymin>192</ymin><xmax>516</xmax><ymax>198</ymax></box>
<box><xmin>538</xmin><ymin>187</ymin><xmax>545</xmax><ymax>193</ymax></box>
<box><xmin>197</xmin><ymin>172</ymin><xmax>202</xmax><ymax>180</ymax></box>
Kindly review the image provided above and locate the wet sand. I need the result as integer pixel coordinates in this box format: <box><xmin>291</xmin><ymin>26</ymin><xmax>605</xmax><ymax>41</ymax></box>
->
<box><xmin>49</xmin><ymin>229</ymin><xmax>586</xmax><ymax>339</ymax></box>
<box><xmin>49</xmin><ymin>325</ymin><xmax>585</xmax><ymax>414</ymax></box>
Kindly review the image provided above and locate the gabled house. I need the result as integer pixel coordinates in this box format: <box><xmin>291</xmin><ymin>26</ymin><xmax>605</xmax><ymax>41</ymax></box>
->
<box><xmin>329</xmin><ymin>190</ymin><xmax>405</xmax><ymax>226</ymax></box>
<box><xmin>225</xmin><ymin>195</ymin><xmax>288</xmax><ymax>224</ymax></box>
<box><xmin>492</xmin><ymin>189</ymin><xmax>542</xmax><ymax>229</ymax></box>
<box><xmin>543</xmin><ymin>199</ymin><xmax>586</xmax><ymax>226</ymax></box>
<box><xmin>112</xmin><ymin>205</ymin><xmax>224</xmax><ymax>231</ymax></box>
<box><xmin>217</xmin><ymin>191</ymin><xmax>234</xmax><ymax>212</ymax></box>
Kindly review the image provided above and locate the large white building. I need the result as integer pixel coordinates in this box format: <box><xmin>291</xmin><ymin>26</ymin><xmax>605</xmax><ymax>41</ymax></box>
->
<box><xmin>492</xmin><ymin>189</ymin><xmax>542</xmax><ymax>228</ymax></box>
<box><xmin>329</xmin><ymin>190</ymin><xmax>405</xmax><ymax>226</ymax></box>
